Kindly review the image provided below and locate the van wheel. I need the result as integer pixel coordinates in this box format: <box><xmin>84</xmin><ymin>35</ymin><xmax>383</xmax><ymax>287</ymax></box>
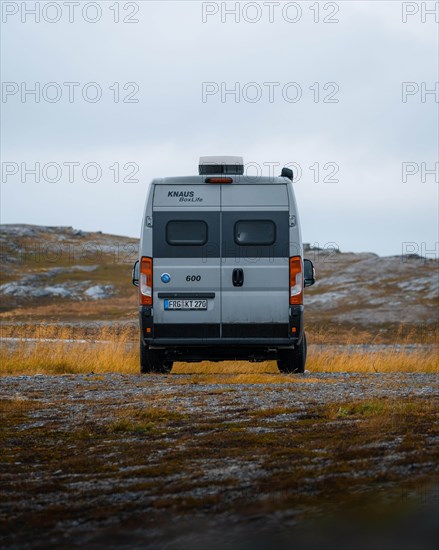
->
<box><xmin>140</xmin><ymin>341</ymin><xmax>153</xmax><ymax>373</ymax></box>
<box><xmin>140</xmin><ymin>342</ymin><xmax>171</xmax><ymax>374</ymax></box>
<box><xmin>277</xmin><ymin>333</ymin><xmax>307</xmax><ymax>374</ymax></box>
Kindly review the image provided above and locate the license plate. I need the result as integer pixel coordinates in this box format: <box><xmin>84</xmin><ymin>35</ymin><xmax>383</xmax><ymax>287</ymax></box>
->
<box><xmin>164</xmin><ymin>299</ymin><xmax>207</xmax><ymax>310</ymax></box>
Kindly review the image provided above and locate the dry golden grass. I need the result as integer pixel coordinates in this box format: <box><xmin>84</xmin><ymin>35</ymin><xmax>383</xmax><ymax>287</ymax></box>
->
<box><xmin>0</xmin><ymin>325</ymin><xmax>138</xmax><ymax>375</ymax></box>
<box><xmin>0</xmin><ymin>296</ymin><xmax>138</xmax><ymax>321</ymax></box>
<box><xmin>0</xmin><ymin>324</ymin><xmax>437</xmax><ymax>376</ymax></box>
<box><xmin>173</xmin><ymin>351</ymin><xmax>438</xmax><ymax>375</ymax></box>
<box><xmin>308</xmin><ymin>322</ymin><xmax>438</xmax><ymax>345</ymax></box>
<box><xmin>307</xmin><ymin>348</ymin><xmax>438</xmax><ymax>373</ymax></box>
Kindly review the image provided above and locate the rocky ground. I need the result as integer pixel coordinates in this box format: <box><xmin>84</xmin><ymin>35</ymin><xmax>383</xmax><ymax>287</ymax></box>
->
<box><xmin>304</xmin><ymin>245</ymin><xmax>439</xmax><ymax>325</ymax></box>
<box><xmin>1</xmin><ymin>373</ymin><xmax>438</xmax><ymax>549</ymax></box>
<box><xmin>0</xmin><ymin>225</ymin><xmax>137</xmax><ymax>318</ymax></box>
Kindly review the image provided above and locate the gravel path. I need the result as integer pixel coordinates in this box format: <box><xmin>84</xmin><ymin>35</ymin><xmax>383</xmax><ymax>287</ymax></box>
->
<box><xmin>1</xmin><ymin>373</ymin><xmax>438</xmax><ymax>550</ymax></box>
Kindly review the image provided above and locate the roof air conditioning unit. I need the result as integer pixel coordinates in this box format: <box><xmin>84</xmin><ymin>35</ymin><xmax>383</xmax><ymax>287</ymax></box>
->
<box><xmin>198</xmin><ymin>156</ymin><xmax>244</xmax><ymax>176</ymax></box>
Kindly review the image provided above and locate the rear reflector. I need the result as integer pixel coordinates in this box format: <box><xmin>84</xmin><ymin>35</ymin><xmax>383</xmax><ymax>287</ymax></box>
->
<box><xmin>140</xmin><ymin>256</ymin><xmax>153</xmax><ymax>305</ymax></box>
<box><xmin>205</xmin><ymin>177</ymin><xmax>233</xmax><ymax>184</ymax></box>
<box><xmin>289</xmin><ymin>256</ymin><xmax>303</xmax><ymax>305</ymax></box>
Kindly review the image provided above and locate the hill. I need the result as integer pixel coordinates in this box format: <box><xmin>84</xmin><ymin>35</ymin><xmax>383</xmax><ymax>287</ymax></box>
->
<box><xmin>0</xmin><ymin>224</ymin><xmax>138</xmax><ymax>320</ymax></box>
<box><xmin>1</xmin><ymin>225</ymin><xmax>438</xmax><ymax>335</ymax></box>
<box><xmin>304</xmin><ymin>244</ymin><xmax>438</xmax><ymax>327</ymax></box>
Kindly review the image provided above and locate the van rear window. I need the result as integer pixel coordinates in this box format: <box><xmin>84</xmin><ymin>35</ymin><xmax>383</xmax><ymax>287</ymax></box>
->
<box><xmin>166</xmin><ymin>220</ymin><xmax>208</xmax><ymax>246</ymax></box>
<box><xmin>234</xmin><ymin>220</ymin><xmax>276</xmax><ymax>246</ymax></box>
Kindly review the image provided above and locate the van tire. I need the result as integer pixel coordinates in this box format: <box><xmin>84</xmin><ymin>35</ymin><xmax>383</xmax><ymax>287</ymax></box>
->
<box><xmin>140</xmin><ymin>342</ymin><xmax>171</xmax><ymax>374</ymax></box>
<box><xmin>140</xmin><ymin>341</ymin><xmax>153</xmax><ymax>373</ymax></box>
<box><xmin>277</xmin><ymin>333</ymin><xmax>307</xmax><ymax>374</ymax></box>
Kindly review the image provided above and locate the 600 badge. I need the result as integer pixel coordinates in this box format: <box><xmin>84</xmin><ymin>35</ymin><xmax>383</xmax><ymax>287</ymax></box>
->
<box><xmin>186</xmin><ymin>275</ymin><xmax>201</xmax><ymax>282</ymax></box>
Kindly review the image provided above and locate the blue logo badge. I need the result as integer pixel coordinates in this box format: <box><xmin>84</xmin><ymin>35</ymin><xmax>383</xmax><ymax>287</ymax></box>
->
<box><xmin>161</xmin><ymin>273</ymin><xmax>171</xmax><ymax>283</ymax></box>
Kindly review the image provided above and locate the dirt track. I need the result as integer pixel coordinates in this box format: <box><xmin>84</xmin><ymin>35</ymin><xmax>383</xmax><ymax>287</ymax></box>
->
<box><xmin>1</xmin><ymin>372</ymin><xmax>438</xmax><ymax>549</ymax></box>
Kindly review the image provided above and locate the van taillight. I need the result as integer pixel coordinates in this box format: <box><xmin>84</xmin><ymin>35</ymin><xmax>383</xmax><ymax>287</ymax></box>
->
<box><xmin>289</xmin><ymin>256</ymin><xmax>303</xmax><ymax>305</ymax></box>
<box><xmin>140</xmin><ymin>257</ymin><xmax>153</xmax><ymax>305</ymax></box>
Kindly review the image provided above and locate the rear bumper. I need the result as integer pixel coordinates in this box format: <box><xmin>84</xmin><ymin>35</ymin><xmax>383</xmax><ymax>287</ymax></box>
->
<box><xmin>148</xmin><ymin>338</ymin><xmax>297</xmax><ymax>346</ymax></box>
<box><xmin>139</xmin><ymin>305</ymin><xmax>304</xmax><ymax>347</ymax></box>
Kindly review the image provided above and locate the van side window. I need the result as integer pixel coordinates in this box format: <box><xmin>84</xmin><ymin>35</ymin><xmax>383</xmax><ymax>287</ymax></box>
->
<box><xmin>166</xmin><ymin>220</ymin><xmax>208</xmax><ymax>246</ymax></box>
<box><xmin>234</xmin><ymin>220</ymin><xmax>276</xmax><ymax>246</ymax></box>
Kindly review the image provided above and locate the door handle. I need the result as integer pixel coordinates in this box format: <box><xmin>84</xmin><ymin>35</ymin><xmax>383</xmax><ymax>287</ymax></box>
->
<box><xmin>232</xmin><ymin>268</ymin><xmax>244</xmax><ymax>287</ymax></box>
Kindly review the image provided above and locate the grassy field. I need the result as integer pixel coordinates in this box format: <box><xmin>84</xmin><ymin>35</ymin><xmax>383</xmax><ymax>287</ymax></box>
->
<box><xmin>1</xmin><ymin>324</ymin><xmax>437</xmax><ymax>376</ymax></box>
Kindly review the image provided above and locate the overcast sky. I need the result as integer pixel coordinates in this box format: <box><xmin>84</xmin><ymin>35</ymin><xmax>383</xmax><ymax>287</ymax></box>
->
<box><xmin>1</xmin><ymin>0</ymin><xmax>438</xmax><ymax>256</ymax></box>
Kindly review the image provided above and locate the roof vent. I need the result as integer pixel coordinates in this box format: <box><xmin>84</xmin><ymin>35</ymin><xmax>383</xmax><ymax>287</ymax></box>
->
<box><xmin>199</xmin><ymin>156</ymin><xmax>244</xmax><ymax>176</ymax></box>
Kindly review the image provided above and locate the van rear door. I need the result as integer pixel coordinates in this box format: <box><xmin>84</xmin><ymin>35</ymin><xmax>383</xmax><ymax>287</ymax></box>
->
<box><xmin>152</xmin><ymin>185</ymin><xmax>221</xmax><ymax>339</ymax></box>
<box><xmin>220</xmin><ymin>184</ymin><xmax>290</xmax><ymax>339</ymax></box>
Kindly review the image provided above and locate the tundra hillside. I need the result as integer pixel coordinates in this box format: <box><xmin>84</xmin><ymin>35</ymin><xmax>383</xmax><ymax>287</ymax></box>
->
<box><xmin>1</xmin><ymin>224</ymin><xmax>438</xmax><ymax>344</ymax></box>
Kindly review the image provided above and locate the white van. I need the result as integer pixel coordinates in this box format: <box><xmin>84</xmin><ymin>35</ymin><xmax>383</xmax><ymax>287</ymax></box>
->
<box><xmin>132</xmin><ymin>156</ymin><xmax>315</xmax><ymax>374</ymax></box>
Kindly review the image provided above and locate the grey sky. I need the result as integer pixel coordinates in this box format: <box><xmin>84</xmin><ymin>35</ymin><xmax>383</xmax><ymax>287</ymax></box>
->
<box><xmin>1</xmin><ymin>0</ymin><xmax>438</xmax><ymax>256</ymax></box>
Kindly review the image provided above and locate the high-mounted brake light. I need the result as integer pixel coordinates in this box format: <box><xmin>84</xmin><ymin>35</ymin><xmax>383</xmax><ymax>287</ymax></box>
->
<box><xmin>289</xmin><ymin>256</ymin><xmax>303</xmax><ymax>305</ymax></box>
<box><xmin>205</xmin><ymin>177</ymin><xmax>233</xmax><ymax>184</ymax></box>
<box><xmin>139</xmin><ymin>256</ymin><xmax>153</xmax><ymax>305</ymax></box>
